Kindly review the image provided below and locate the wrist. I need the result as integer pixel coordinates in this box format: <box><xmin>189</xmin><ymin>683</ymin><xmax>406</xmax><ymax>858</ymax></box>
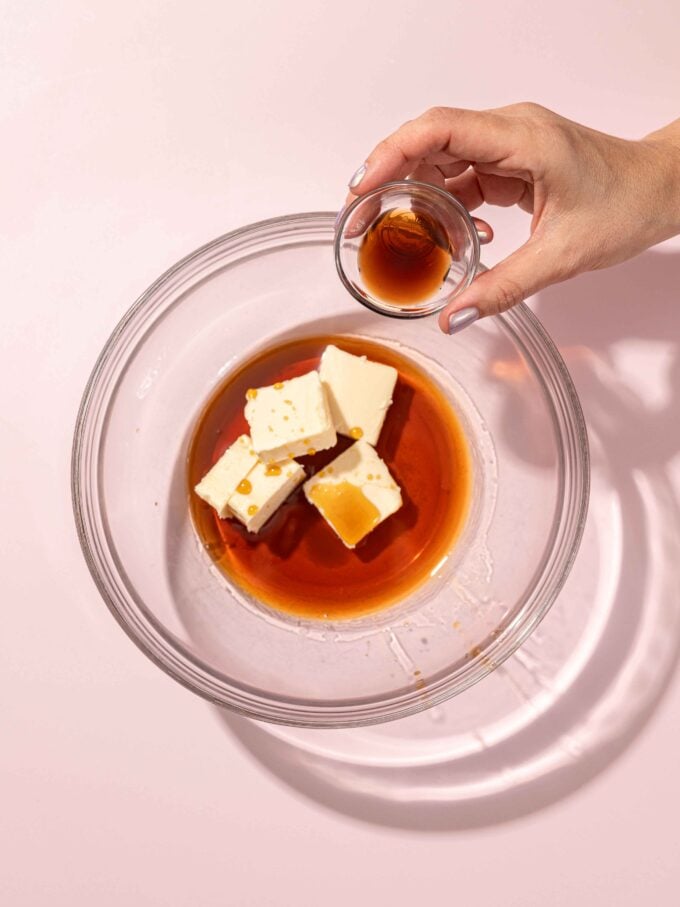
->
<box><xmin>641</xmin><ymin>121</ymin><xmax>680</xmax><ymax>237</ymax></box>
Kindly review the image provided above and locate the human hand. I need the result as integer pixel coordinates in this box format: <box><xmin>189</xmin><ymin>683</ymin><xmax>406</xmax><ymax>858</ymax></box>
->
<box><xmin>343</xmin><ymin>104</ymin><xmax>680</xmax><ymax>333</ymax></box>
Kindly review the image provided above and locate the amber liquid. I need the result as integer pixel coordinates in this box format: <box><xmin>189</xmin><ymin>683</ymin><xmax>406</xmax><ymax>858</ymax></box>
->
<box><xmin>187</xmin><ymin>335</ymin><xmax>472</xmax><ymax>620</ymax></box>
<box><xmin>358</xmin><ymin>208</ymin><xmax>452</xmax><ymax>306</ymax></box>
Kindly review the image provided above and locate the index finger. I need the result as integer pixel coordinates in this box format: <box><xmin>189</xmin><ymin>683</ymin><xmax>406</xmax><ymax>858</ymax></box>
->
<box><xmin>349</xmin><ymin>107</ymin><xmax>522</xmax><ymax>196</ymax></box>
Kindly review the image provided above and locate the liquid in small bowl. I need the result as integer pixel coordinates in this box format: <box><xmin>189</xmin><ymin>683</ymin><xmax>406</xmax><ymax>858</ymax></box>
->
<box><xmin>358</xmin><ymin>208</ymin><xmax>453</xmax><ymax>306</ymax></box>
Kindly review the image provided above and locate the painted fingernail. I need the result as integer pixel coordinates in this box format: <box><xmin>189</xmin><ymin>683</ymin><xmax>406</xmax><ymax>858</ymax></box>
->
<box><xmin>348</xmin><ymin>163</ymin><xmax>367</xmax><ymax>189</ymax></box>
<box><xmin>477</xmin><ymin>228</ymin><xmax>491</xmax><ymax>243</ymax></box>
<box><xmin>448</xmin><ymin>307</ymin><xmax>480</xmax><ymax>335</ymax></box>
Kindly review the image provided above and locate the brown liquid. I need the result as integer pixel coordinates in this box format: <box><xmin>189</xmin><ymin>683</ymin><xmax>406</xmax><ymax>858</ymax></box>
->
<box><xmin>358</xmin><ymin>208</ymin><xmax>452</xmax><ymax>306</ymax></box>
<box><xmin>187</xmin><ymin>335</ymin><xmax>471</xmax><ymax>620</ymax></box>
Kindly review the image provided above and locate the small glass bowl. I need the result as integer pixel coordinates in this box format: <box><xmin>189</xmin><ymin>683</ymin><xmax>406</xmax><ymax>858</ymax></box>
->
<box><xmin>335</xmin><ymin>180</ymin><xmax>481</xmax><ymax>318</ymax></box>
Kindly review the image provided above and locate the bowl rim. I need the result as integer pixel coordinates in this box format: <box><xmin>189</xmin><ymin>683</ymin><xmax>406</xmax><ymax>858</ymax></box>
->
<box><xmin>71</xmin><ymin>211</ymin><xmax>590</xmax><ymax>728</ymax></box>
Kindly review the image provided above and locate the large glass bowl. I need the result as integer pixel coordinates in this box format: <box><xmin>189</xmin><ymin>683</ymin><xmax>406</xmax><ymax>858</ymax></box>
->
<box><xmin>72</xmin><ymin>213</ymin><xmax>589</xmax><ymax>728</ymax></box>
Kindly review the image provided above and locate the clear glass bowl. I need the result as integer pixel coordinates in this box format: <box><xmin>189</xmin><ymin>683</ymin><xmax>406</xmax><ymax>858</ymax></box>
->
<box><xmin>335</xmin><ymin>180</ymin><xmax>481</xmax><ymax>318</ymax></box>
<box><xmin>72</xmin><ymin>213</ymin><xmax>589</xmax><ymax>728</ymax></box>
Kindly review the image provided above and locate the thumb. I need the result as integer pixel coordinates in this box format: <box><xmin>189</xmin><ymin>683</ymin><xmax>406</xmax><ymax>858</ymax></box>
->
<box><xmin>438</xmin><ymin>239</ymin><xmax>562</xmax><ymax>334</ymax></box>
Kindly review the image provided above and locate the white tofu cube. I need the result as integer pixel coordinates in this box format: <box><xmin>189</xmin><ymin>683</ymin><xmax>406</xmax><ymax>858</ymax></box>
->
<box><xmin>319</xmin><ymin>344</ymin><xmax>398</xmax><ymax>446</ymax></box>
<box><xmin>194</xmin><ymin>434</ymin><xmax>257</xmax><ymax>518</ymax></box>
<box><xmin>244</xmin><ymin>370</ymin><xmax>336</xmax><ymax>463</ymax></box>
<box><xmin>228</xmin><ymin>458</ymin><xmax>305</xmax><ymax>533</ymax></box>
<box><xmin>304</xmin><ymin>440</ymin><xmax>402</xmax><ymax>548</ymax></box>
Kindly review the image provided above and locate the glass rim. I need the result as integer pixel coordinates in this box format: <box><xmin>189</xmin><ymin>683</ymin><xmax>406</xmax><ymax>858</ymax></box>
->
<box><xmin>334</xmin><ymin>180</ymin><xmax>482</xmax><ymax>319</ymax></box>
<box><xmin>71</xmin><ymin>212</ymin><xmax>590</xmax><ymax>728</ymax></box>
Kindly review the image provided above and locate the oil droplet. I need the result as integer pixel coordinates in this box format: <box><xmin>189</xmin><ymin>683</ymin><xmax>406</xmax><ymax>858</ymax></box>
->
<box><xmin>284</xmin><ymin>399</ymin><xmax>293</xmax><ymax>405</ymax></box>
<box><xmin>452</xmin><ymin>620</ymin><xmax>461</xmax><ymax>630</ymax></box>
<box><xmin>468</xmin><ymin>645</ymin><xmax>482</xmax><ymax>658</ymax></box>
<box><xmin>349</xmin><ymin>426</ymin><xmax>364</xmax><ymax>440</ymax></box>
<box><xmin>273</xmin><ymin>382</ymin><xmax>284</xmax><ymax>390</ymax></box>
<box><xmin>246</xmin><ymin>388</ymin><xmax>258</xmax><ymax>400</ymax></box>
<box><xmin>247</xmin><ymin>504</ymin><xmax>259</xmax><ymax>516</ymax></box>
<box><xmin>327</xmin><ymin>466</ymin><xmax>334</xmax><ymax>474</ymax></box>
<box><xmin>307</xmin><ymin>448</ymin><xmax>316</xmax><ymax>456</ymax></box>
<box><xmin>308</xmin><ymin>481</ymin><xmax>381</xmax><ymax>547</ymax></box>
<box><xmin>265</xmin><ymin>464</ymin><xmax>282</xmax><ymax>476</ymax></box>
<box><xmin>283</xmin><ymin>415</ymin><xmax>289</xmax><ymax>421</ymax></box>
<box><xmin>367</xmin><ymin>473</ymin><xmax>374</xmax><ymax>481</ymax></box>
<box><xmin>318</xmin><ymin>470</ymin><xmax>326</xmax><ymax>478</ymax></box>
<box><xmin>237</xmin><ymin>479</ymin><xmax>252</xmax><ymax>495</ymax></box>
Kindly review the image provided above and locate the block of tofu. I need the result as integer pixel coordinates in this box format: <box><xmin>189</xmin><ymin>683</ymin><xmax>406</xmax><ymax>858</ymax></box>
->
<box><xmin>228</xmin><ymin>458</ymin><xmax>305</xmax><ymax>533</ymax></box>
<box><xmin>194</xmin><ymin>434</ymin><xmax>257</xmax><ymax>518</ymax></box>
<box><xmin>304</xmin><ymin>440</ymin><xmax>402</xmax><ymax>548</ymax></box>
<box><xmin>244</xmin><ymin>370</ymin><xmax>337</xmax><ymax>463</ymax></box>
<box><xmin>319</xmin><ymin>344</ymin><xmax>398</xmax><ymax>446</ymax></box>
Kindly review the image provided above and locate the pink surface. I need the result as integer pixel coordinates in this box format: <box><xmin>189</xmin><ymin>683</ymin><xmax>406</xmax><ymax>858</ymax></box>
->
<box><xmin>2</xmin><ymin>2</ymin><xmax>680</xmax><ymax>905</ymax></box>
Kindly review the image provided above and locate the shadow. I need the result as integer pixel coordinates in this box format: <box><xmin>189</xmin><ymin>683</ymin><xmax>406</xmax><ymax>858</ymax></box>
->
<box><xmin>354</xmin><ymin>481</ymin><xmax>419</xmax><ymax>564</ymax></box>
<box><xmin>214</xmin><ymin>249</ymin><xmax>680</xmax><ymax>830</ymax></box>
<box><xmin>379</xmin><ymin>381</ymin><xmax>415</xmax><ymax>462</ymax></box>
<box><xmin>500</xmin><ymin>250</ymin><xmax>680</xmax><ymax>469</ymax></box>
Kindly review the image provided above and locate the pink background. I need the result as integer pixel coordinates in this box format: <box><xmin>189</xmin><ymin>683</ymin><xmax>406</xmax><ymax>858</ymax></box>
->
<box><xmin>3</xmin><ymin>2</ymin><xmax>680</xmax><ymax>904</ymax></box>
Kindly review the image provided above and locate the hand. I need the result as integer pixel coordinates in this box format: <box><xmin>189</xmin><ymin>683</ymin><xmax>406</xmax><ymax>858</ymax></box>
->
<box><xmin>344</xmin><ymin>104</ymin><xmax>680</xmax><ymax>333</ymax></box>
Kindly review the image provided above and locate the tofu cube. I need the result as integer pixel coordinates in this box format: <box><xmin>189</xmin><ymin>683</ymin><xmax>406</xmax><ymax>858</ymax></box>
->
<box><xmin>228</xmin><ymin>458</ymin><xmax>305</xmax><ymax>533</ymax></box>
<box><xmin>304</xmin><ymin>440</ymin><xmax>402</xmax><ymax>548</ymax></box>
<box><xmin>244</xmin><ymin>370</ymin><xmax>336</xmax><ymax>463</ymax></box>
<box><xmin>319</xmin><ymin>344</ymin><xmax>398</xmax><ymax>446</ymax></box>
<box><xmin>194</xmin><ymin>434</ymin><xmax>257</xmax><ymax>518</ymax></box>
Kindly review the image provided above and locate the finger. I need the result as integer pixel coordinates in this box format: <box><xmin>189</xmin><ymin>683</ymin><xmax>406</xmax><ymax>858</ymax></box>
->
<box><xmin>438</xmin><ymin>237</ymin><xmax>564</xmax><ymax>331</ymax></box>
<box><xmin>349</xmin><ymin>107</ymin><xmax>523</xmax><ymax>195</ymax></box>
<box><xmin>445</xmin><ymin>170</ymin><xmax>485</xmax><ymax>211</ymax></box>
<box><xmin>431</xmin><ymin>160</ymin><xmax>472</xmax><ymax>178</ymax></box>
<box><xmin>407</xmin><ymin>162</ymin><xmax>446</xmax><ymax>187</ymax></box>
<box><xmin>406</xmin><ymin>166</ymin><xmax>493</xmax><ymax>241</ymax></box>
<box><xmin>475</xmin><ymin>171</ymin><xmax>532</xmax><ymax>208</ymax></box>
<box><xmin>446</xmin><ymin>169</ymin><xmax>532</xmax><ymax>211</ymax></box>
<box><xmin>354</xmin><ymin>160</ymin><xmax>472</xmax><ymax>207</ymax></box>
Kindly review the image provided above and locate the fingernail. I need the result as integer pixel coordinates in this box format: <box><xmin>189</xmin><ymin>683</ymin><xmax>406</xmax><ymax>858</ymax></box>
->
<box><xmin>447</xmin><ymin>307</ymin><xmax>480</xmax><ymax>335</ymax></box>
<box><xmin>476</xmin><ymin>228</ymin><xmax>491</xmax><ymax>242</ymax></box>
<box><xmin>334</xmin><ymin>206</ymin><xmax>345</xmax><ymax>231</ymax></box>
<box><xmin>348</xmin><ymin>163</ymin><xmax>367</xmax><ymax>189</ymax></box>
